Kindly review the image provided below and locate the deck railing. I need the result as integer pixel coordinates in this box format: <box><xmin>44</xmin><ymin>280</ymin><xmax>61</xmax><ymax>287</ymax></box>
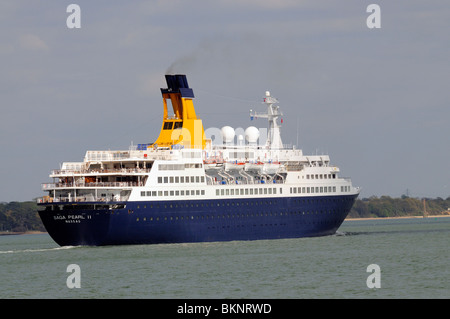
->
<box><xmin>37</xmin><ymin>195</ymin><xmax>129</xmax><ymax>204</ymax></box>
<box><xmin>42</xmin><ymin>181</ymin><xmax>144</xmax><ymax>190</ymax></box>
<box><xmin>51</xmin><ymin>168</ymin><xmax>151</xmax><ymax>176</ymax></box>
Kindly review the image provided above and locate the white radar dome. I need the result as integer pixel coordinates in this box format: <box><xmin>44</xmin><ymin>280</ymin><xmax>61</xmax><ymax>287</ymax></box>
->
<box><xmin>245</xmin><ymin>126</ymin><xmax>259</xmax><ymax>144</ymax></box>
<box><xmin>221</xmin><ymin>126</ymin><xmax>235</xmax><ymax>144</ymax></box>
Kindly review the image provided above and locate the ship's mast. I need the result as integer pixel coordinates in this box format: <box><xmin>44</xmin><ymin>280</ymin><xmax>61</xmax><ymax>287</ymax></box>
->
<box><xmin>250</xmin><ymin>91</ymin><xmax>283</xmax><ymax>149</ymax></box>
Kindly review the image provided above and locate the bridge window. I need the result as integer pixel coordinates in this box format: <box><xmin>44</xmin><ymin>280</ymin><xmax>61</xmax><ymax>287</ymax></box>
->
<box><xmin>163</xmin><ymin>122</ymin><xmax>173</xmax><ymax>130</ymax></box>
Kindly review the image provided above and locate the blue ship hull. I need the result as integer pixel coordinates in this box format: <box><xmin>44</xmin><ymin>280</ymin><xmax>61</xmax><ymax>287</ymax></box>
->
<box><xmin>38</xmin><ymin>194</ymin><xmax>358</xmax><ymax>246</ymax></box>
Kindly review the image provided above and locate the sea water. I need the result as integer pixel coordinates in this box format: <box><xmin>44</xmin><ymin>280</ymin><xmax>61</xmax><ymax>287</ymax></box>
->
<box><xmin>1</xmin><ymin>217</ymin><xmax>448</xmax><ymax>299</ymax></box>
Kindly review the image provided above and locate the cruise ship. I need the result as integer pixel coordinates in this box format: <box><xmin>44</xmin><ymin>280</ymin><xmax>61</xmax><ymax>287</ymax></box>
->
<box><xmin>38</xmin><ymin>74</ymin><xmax>360</xmax><ymax>246</ymax></box>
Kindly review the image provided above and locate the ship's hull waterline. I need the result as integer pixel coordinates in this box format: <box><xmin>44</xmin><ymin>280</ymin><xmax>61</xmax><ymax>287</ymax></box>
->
<box><xmin>39</xmin><ymin>194</ymin><xmax>357</xmax><ymax>246</ymax></box>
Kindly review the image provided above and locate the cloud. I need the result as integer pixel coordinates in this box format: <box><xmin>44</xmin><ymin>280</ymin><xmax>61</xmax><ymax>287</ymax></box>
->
<box><xmin>18</xmin><ymin>34</ymin><xmax>49</xmax><ymax>51</ymax></box>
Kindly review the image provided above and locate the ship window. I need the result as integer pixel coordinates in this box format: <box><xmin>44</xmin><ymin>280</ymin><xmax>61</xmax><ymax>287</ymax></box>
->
<box><xmin>186</xmin><ymin>190</ymin><xmax>190</xmax><ymax>195</ymax></box>
<box><xmin>333</xmin><ymin>186</ymin><xmax>336</xmax><ymax>192</ymax></box>
<box><xmin>196</xmin><ymin>176</ymin><xmax>200</xmax><ymax>183</ymax></box>
<box><xmin>307</xmin><ymin>175</ymin><xmax>310</xmax><ymax>179</ymax></box>
<box><xmin>175</xmin><ymin>176</ymin><xmax>179</xmax><ymax>183</ymax></box>
<box><xmin>293</xmin><ymin>188</ymin><xmax>297</xmax><ymax>194</ymax></box>
<box><xmin>201</xmin><ymin>190</ymin><xmax>205</xmax><ymax>195</ymax></box>
<box><xmin>201</xmin><ymin>176</ymin><xmax>205</xmax><ymax>183</ymax></box>
<box><xmin>231</xmin><ymin>189</ymin><xmax>234</xmax><ymax>195</ymax></box>
<box><xmin>164</xmin><ymin>191</ymin><xmax>168</xmax><ymax>196</ymax></box>
<box><xmin>158</xmin><ymin>191</ymin><xmax>162</xmax><ymax>196</ymax></box>
<box><xmin>158</xmin><ymin>177</ymin><xmax>162</xmax><ymax>183</ymax></box>
<box><xmin>221</xmin><ymin>189</ymin><xmax>224</xmax><ymax>195</ymax></box>
<box><xmin>163</xmin><ymin>122</ymin><xmax>173</xmax><ymax>130</ymax></box>
<box><xmin>141</xmin><ymin>191</ymin><xmax>145</xmax><ymax>196</ymax></box>
<box><xmin>147</xmin><ymin>191</ymin><xmax>151</xmax><ymax>196</ymax></box>
<box><xmin>173</xmin><ymin>121</ymin><xmax>182</xmax><ymax>129</ymax></box>
<box><xmin>264</xmin><ymin>188</ymin><xmax>267</xmax><ymax>194</ymax></box>
<box><xmin>152</xmin><ymin>191</ymin><xmax>156</xmax><ymax>196</ymax></box>
<box><xmin>273</xmin><ymin>188</ymin><xmax>276</xmax><ymax>194</ymax></box>
<box><xmin>191</xmin><ymin>176</ymin><xmax>195</xmax><ymax>183</ymax></box>
<box><xmin>216</xmin><ymin>189</ymin><xmax>220</xmax><ymax>196</ymax></box>
<box><xmin>181</xmin><ymin>190</ymin><xmax>184</xmax><ymax>195</ymax></box>
<box><xmin>170</xmin><ymin>177</ymin><xmax>174</xmax><ymax>183</ymax></box>
<box><xmin>196</xmin><ymin>190</ymin><xmax>200</xmax><ymax>195</ymax></box>
<box><xmin>240</xmin><ymin>189</ymin><xmax>244</xmax><ymax>195</ymax></box>
<box><xmin>268</xmin><ymin>188</ymin><xmax>272</xmax><ymax>194</ymax></box>
<box><xmin>164</xmin><ymin>177</ymin><xmax>168</xmax><ymax>183</ymax></box>
<box><xmin>180</xmin><ymin>176</ymin><xmax>184</xmax><ymax>183</ymax></box>
<box><xmin>307</xmin><ymin>187</ymin><xmax>310</xmax><ymax>193</ymax></box>
<box><xmin>320</xmin><ymin>187</ymin><xmax>323</xmax><ymax>193</ymax></box>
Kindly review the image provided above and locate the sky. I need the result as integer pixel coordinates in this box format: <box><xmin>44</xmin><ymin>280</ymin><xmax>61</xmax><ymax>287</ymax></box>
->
<box><xmin>1</xmin><ymin>0</ymin><xmax>449</xmax><ymax>202</ymax></box>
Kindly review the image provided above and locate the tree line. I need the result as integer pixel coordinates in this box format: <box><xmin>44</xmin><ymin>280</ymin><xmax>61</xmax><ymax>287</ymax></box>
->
<box><xmin>1</xmin><ymin>196</ymin><xmax>449</xmax><ymax>232</ymax></box>
<box><xmin>0</xmin><ymin>201</ymin><xmax>45</xmax><ymax>233</ymax></box>
<box><xmin>348</xmin><ymin>196</ymin><xmax>450</xmax><ymax>218</ymax></box>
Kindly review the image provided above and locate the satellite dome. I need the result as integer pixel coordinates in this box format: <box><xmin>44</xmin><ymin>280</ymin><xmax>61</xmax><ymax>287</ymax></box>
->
<box><xmin>245</xmin><ymin>126</ymin><xmax>259</xmax><ymax>144</ymax></box>
<box><xmin>221</xmin><ymin>126</ymin><xmax>235</xmax><ymax>144</ymax></box>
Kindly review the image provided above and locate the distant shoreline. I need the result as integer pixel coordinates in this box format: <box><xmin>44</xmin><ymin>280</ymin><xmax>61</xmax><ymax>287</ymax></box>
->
<box><xmin>345</xmin><ymin>215</ymin><xmax>449</xmax><ymax>221</ymax></box>
<box><xmin>0</xmin><ymin>231</ymin><xmax>47</xmax><ymax>236</ymax></box>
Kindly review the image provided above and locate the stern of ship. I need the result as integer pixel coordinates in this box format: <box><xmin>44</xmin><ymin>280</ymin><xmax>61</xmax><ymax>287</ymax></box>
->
<box><xmin>38</xmin><ymin>203</ymin><xmax>119</xmax><ymax>246</ymax></box>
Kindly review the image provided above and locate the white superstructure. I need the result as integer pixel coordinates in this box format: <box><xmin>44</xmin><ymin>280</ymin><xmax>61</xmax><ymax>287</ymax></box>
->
<box><xmin>39</xmin><ymin>91</ymin><xmax>359</xmax><ymax>206</ymax></box>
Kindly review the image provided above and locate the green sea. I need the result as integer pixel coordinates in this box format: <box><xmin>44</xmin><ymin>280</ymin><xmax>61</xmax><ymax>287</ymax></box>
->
<box><xmin>1</xmin><ymin>217</ymin><xmax>449</xmax><ymax>299</ymax></box>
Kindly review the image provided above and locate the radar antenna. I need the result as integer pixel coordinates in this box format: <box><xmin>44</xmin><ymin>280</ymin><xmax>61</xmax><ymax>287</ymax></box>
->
<box><xmin>250</xmin><ymin>91</ymin><xmax>283</xmax><ymax>149</ymax></box>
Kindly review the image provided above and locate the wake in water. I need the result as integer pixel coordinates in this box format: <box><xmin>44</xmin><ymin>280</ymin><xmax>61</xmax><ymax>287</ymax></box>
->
<box><xmin>333</xmin><ymin>231</ymin><xmax>374</xmax><ymax>236</ymax></box>
<box><xmin>0</xmin><ymin>246</ymin><xmax>79</xmax><ymax>254</ymax></box>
